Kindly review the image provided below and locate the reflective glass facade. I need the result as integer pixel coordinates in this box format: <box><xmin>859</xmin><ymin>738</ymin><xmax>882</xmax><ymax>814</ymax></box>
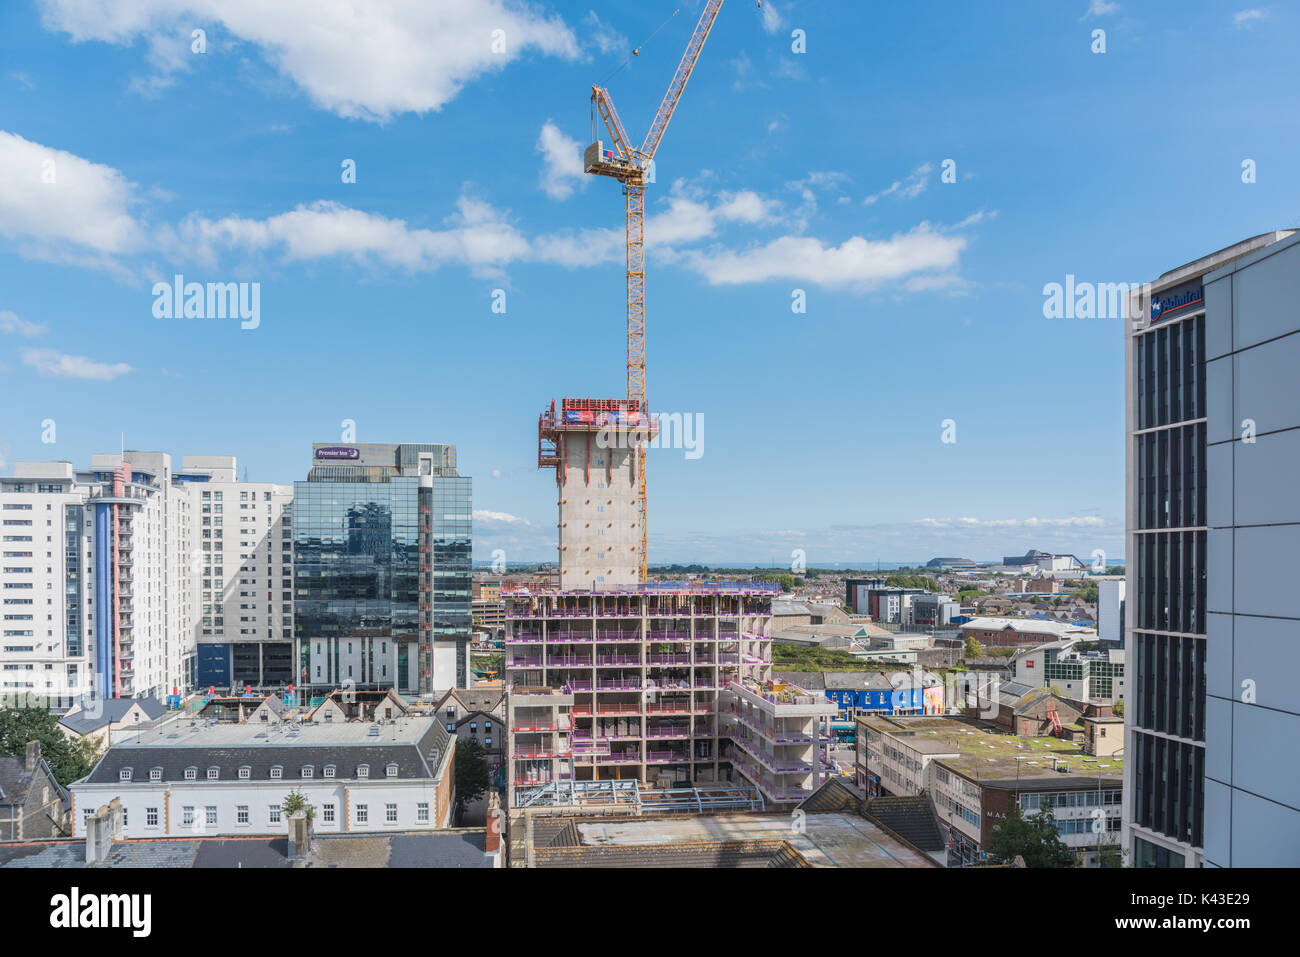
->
<box><xmin>292</xmin><ymin>443</ymin><xmax>471</xmax><ymax>695</ymax></box>
<box><xmin>294</xmin><ymin>478</ymin><xmax>421</xmax><ymax>690</ymax></box>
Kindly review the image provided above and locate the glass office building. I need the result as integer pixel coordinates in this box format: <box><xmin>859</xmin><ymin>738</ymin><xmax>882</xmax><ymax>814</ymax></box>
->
<box><xmin>293</xmin><ymin>443</ymin><xmax>470</xmax><ymax>696</ymax></box>
<box><xmin>1123</xmin><ymin>229</ymin><xmax>1300</xmax><ymax>868</ymax></box>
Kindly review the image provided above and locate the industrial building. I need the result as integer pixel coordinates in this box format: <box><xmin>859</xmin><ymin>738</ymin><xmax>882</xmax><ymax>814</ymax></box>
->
<box><xmin>292</xmin><ymin>442</ymin><xmax>471</xmax><ymax>696</ymax></box>
<box><xmin>1123</xmin><ymin>228</ymin><xmax>1300</xmax><ymax>868</ymax></box>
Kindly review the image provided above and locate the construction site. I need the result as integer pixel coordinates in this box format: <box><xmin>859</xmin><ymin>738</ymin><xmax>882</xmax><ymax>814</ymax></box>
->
<box><xmin>497</xmin><ymin>0</ymin><xmax>875</xmax><ymax>865</ymax></box>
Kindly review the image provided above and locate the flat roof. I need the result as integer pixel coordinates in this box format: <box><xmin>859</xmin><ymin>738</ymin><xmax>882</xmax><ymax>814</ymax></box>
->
<box><xmin>110</xmin><ymin>715</ymin><xmax>435</xmax><ymax>749</ymax></box>
<box><xmin>570</xmin><ymin>812</ymin><xmax>934</xmax><ymax>868</ymax></box>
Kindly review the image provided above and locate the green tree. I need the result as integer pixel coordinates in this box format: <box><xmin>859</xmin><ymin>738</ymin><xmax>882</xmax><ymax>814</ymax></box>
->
<box><xmin>1095</xmin><ymin>837</ymin><xmax>1124</xmax><ymax>868</ymax></box>
<box><xmin>963</xmin><ymin>637</ymin><xmax>984</xmax><ymax>660</ymax></box>
<box><xmin>1112</xmin><ymin>699</ymin><xmax>1124</xmax><ymax>717</ymax></box>
<box><xmin>986</xmin><ymin>799</ymin><xmax>1078</xmax><ymax>868</ymax></box>
<box><xmin>282</xmin><ymin>787</ymin><xmax>315</xmax><ymax>823</ymax></box>
<box><xmin>455</xmin><ymin>738</ymin><xmax>491</xmax><ymax>823</ymax></box>
<box><xmin>0</xmin><ymin>705</ymin><xmax>100</xmax><ymax>787</ymax></box>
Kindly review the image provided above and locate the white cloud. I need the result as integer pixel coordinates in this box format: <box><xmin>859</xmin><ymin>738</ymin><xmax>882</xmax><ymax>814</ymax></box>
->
<box><xmin>583</xmin><ymin>10</ymin><xmax>627</xmax><ymax>58</ymax></box>
<box><xmin>536</xmin><ymin>121</ymin><xmax>586</xmax><ymax>200</ymax></box>
<box><xmin>1083</xmin><ymin>0</ymin><xmax>1120</xmax><ymax>17</ymax></box>
<box><xmin>0</xmin><ymin>130</ymin><xmax>146</xmax><ymax>260</ymax></box>
<box><xmin>167</xmin><ymin>195</ymin><xmax>530</xmax><ymax>275</ymax></box>
<box><xmin>915</xmin><ymin>516</ymin><xmax>1106</xmax><ymax>529</ymax></box>
<box><xmin>1233</xmin><ymin>8</ymin><xmax>1267</xmax><ymax>27</ymax></box>
<box><xmin>473</xmin><ymin>509</ymin><xmax>532</xmax><ymax>525</ymax></box>
<box><xmin>687</xmin><ymin>222</ymin><xmax>966</xmax><ymax>289</ymax></box>
<box><xmin>39</xmin><ymin>0</ymin><xmax>581</xmax><ymax>122</ymax></box>
<box><xmin>0</xmin><ymin>310</ymin><xmax>47</xmax><ymax>338</ymax></box>
<box><xmin>759</xmin><ymin>1</ymin><xmax>783</xmax><ymax>34</ymax></box>
<box><xmin>863</xmin><ymin>163</ymin><xmax>932</xmax><ymax>205</ymax></box>
<box><xmin>22</xmin><ymin>348</ymin><xmax>133</xmax><ymax>380</ymax></box>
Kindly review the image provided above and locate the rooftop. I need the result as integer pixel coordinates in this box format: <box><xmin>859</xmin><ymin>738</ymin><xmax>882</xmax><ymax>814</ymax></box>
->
<box><xmin>860</xmin><ymin>715</ymin><xmax>1122</xmax><ymax>786</ymax></box>
<box><xmin>531</xmin><ymin>811</ymin><xmax>935</xmax><ymax>868</ymax></box>
<box><xmin>0</xmin><ymin>831</ymin><xmax>492</xmax><ymax>868</ymax></box>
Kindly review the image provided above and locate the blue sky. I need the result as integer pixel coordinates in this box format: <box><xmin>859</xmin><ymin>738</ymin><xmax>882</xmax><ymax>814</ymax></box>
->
<box><xmin>1</xmin><ymin>0</ymin><xmax>1296</xmax><ymax>565</ymax></box>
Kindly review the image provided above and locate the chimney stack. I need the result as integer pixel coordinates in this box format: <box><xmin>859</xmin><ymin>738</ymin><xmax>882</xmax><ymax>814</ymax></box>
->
<box><xmin>24</xmin><ymin>740</ymin><xmax>40</xmax><ymax>773</ymax></box>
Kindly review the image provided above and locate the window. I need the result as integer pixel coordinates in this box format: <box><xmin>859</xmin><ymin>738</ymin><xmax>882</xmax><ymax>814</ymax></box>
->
<box><xmin>323</xmin><ymin>764</ymin><xmax>336</xmax><ymax>779</ymax></box>
<box><xmin>269</xmin><ymin>805</ymin><xmax>281</xmax><ymax>824</ymax></box>
<box><xmin>185</xmin><ymin>767</ymin><xmax>197</xmax><ymax>781</ymax></box>
<box><xmin>238</xmin><ymin>766</ymin><xmax>251</xmax><ymax>780</ymax></box>
<box><xmin>146</xmin><ymin>807</ymin><xmax>159</xmax><ymax>828</ymax></box>
<box><xmin>237</xmin><ymin>806</ymin><xmax>249</xmax><ymax>825</ymax></box>
<box><xmin>149</xmin><ymin>767</ymin><xmax>162</xmax><ymax>782</ymax></box>
<box><xmin>270</xmin><ymin>765</ymin><xmax>282</xmax><ymax>779</ymax></box>
<box><xmin>205</xmin><ymin>806</ymin><xmax>217</xmax><ymax>825</ymax></box>
<box><xmin>322</xmin><ymin>804</ymin><xmax>335</xmax><ymax>824</ymax></box>
<box><xmin>207</xmin><ymin>767</ymin><xmax>219</xmax><ymax>780</ymax></box>
<box><xmin>182</xmin><ymin>806</ymin><xmax>194</xmax><ymax>826</ymax></box>
<box><xmin>356</xmin><ymin>764</ymin><xmax>369</xmax><ymax>779</ymax></box>
<box><xmin>356</xmin><ymin>804</ymin><xmax>368</xmax><ymax>824</ymax></box>
<box><xmin>301</xmin><ymin>765</ymin><xmax>314</xmax><ymax>778</ymax></box>
<box><xmin>119</xmin><ymin>768</ymin><xmax>132</xmax><ymax>782</ymax></box>
<box><xmin>386</xmin><ymin>763</ymin><xmax>398</xmax><ymax>778</ymax></box>
<box><xmin>417</xmin><ymin>803</ymin><xmax>429</xmax><ymax>823</ymax></box>
<box><xmin>385</xmin><ymin>803</ymin><xmax>397</xmax><ymax>824</ymax></box>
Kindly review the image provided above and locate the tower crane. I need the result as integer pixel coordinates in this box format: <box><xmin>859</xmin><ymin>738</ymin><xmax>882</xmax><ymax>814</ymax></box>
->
<box><xmin>584</xmin><ymin>0</ymin><xmax>727</xmax><ymax>582</ymax></box>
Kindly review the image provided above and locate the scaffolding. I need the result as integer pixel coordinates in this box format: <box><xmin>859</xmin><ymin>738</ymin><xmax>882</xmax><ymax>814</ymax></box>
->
<box><xmin>514</xmin><ymin>778</ymin><xmax>764</xmax><ymax>814</ymax></box>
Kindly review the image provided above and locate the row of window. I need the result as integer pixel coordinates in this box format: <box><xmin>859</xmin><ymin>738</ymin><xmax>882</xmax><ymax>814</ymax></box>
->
<box><xmin>94</xmin><ymin>801</ymin><xmax>431</xmax><ymax>829</ymax></box>
<box><xmin>119</xmin><ymin>761</ymin><xmax>400</xmax><ymax>782</ymax></box>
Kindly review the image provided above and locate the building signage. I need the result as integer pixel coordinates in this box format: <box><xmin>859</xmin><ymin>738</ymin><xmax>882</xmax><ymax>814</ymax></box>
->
<box><xmin>1150</xmin><ymin>284</ymin><xmax>1203</xmax><ymax>322</ymax></box>
<box><xmin>315</xmin><ymin>447</ymin><xmax>360</xmax><ymax>460</ymax></box>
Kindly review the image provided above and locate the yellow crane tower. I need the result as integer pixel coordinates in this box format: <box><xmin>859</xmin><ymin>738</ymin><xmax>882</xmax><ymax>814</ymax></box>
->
<box><xmin>584</xmin><ymin>0</ymin><xmax>728</xmax><ymax>582</ymax></box>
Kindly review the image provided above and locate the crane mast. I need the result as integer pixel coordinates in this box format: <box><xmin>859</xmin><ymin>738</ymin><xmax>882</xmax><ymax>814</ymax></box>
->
<box><xmin>584</xmin><ymin>0</ymin><xmax>727</xmax><ymax>582</ymax></box>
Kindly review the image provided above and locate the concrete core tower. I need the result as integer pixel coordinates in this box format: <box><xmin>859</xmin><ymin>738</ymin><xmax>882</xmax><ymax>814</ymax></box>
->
<box><xmin>538</xmin><ymin>398</ymin><xmax>657</xmax><ymax>589</ymax></box>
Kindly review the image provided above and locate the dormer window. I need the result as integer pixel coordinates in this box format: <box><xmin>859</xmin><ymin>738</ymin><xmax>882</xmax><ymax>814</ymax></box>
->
<box><xmin>270</xmin><ymin>765</ymin><xmax>283</xmax><ymax>779</ymax></box>
<box><xmin>323</xmin><ymin>765</ymin><xmax>336</xmax><ymax>779</ymax></box>
<box><xmin>119</xmin><ymin>768</ymin><xmax>132</xmax><ymax>782</ymax></box>
<box><xmin>386</xmin><ymin>763</ymin><xmax>398</xmax><ymax>778</ymax></box>
<box><xmin>184</xmin><ymin>766</ymin><xmax>197</xmax><ymax>781</ymax></box>
<box><xmin>301</xmin><ymin>765</ymin><xmax>314</xmax><ymax>778</ymax></box>
<box><xmin>238</xmin><ymin>766</ymin><xmax>251</xmax><ymax>780</ymax></box>
<box><xmin>356</xmin><ymin>764</ymin><xmax>369</xmax><ymax>779</ymax></box>
<box><xmin>149</xmin><ymin>767</ymin><xmax>162</xmax><ymax>782</ymax></box>
<box><xmin>207</xmin><ymin>767</ymin><xmax>219</xmax><ymax>780</ymax></box>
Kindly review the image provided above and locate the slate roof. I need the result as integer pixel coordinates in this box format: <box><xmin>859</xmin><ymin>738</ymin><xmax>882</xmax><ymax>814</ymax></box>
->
<box><xmin>79</xmin><ymin>717</ymin><xmax>452</xmax><ymax>785</ymax></box>
<box><xmin>0</xmin><ymin>831</ymin><xmax>491</xmax><ymax>868</ymax></box>
<box><xmin>58</xmin><ymin>696</ymin><xmax>167</xmax><ymax>735</ymax></box>
<box><xmin>0</xmin><ymin>753</ymin><xmax>68</xmax><ymax>809</ymax></box>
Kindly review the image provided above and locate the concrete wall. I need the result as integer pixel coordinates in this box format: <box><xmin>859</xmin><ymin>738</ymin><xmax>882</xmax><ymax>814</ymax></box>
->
<box><xmin>556</xmin><ymin>437</ymin><xmax>641</xmax><ymax>589</ymax></box>
<box><xmin>1202</xmin><ymin>232</ymin><xmax>1300</xmax><ymax>867</ymax></box>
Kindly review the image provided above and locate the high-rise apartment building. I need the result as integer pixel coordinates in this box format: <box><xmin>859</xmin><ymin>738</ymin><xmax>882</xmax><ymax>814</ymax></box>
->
<box><xmin>176</xmin><ymin>456</ymin><xmax>295</xmax><ymax>689</ymax></box>
<box><xmin>293</xmin><ymin>443</ymin><xmax>471</xmax><ymax>696</ymax></box>
<box><xmin>1</xmin><ymin>451</ymin><xmax>195</xmax><ymax>706</ymax></box>
<box><xmin>1123</xmin><ymin>229</ymin><xmax>1300</xmax><ymax>868</ymax></box>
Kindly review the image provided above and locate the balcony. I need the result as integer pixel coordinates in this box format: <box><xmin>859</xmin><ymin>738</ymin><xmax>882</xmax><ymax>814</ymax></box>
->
<box><xmin>595</xmin><ymin>679</ymin><xmax>642</xmax><ymax>691</ymax></box>
<box><xmin>595</xmin><ymin>655</ymin><xmax>641</xmax><ymax>667</ymax></box>
<box><xmin>547</xmin><ymin>656</ymin><xmax>593</xmax><ymax>668</ymax></box>
<box><xmin>646</xmin><ymin>653</ymin><xmax>690</xmax><ymax>666</ymax></box>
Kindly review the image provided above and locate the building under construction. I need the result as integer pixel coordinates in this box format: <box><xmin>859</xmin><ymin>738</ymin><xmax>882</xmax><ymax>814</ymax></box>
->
<box><xmin>504</xmin><ymin>577</ymin><xmax>838</xmax><ymax>811</ymax></box>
